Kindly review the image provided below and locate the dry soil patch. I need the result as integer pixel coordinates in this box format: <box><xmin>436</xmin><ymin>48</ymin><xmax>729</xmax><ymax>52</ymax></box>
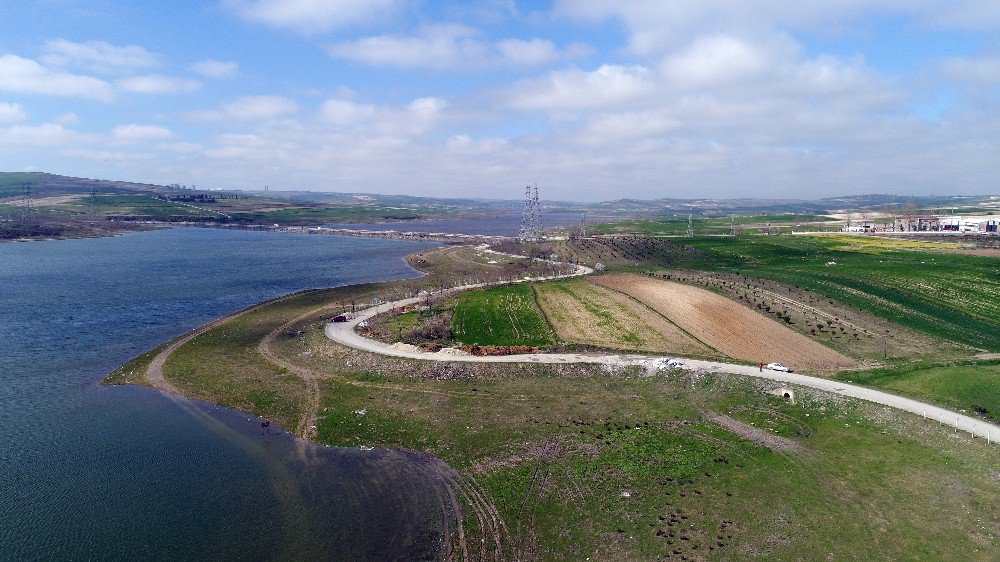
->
<box><xmin>536</xmin><ymin>280</ymin><xmax>713</xmax><ymax>356</ymax></box>
<box><xmin>593</xmin><ymin>274</ymin><xmax>856</xmax><ymax>372</ymax></box>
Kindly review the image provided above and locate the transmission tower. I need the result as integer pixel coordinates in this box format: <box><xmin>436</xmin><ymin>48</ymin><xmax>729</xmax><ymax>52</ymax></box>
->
<box><xmin>686</xmin><ymin>213</ymin><xmax>694</xmax><ymax>237</ymax></box>
<box><xmin>519</xmin><ymin>184</ymin><xmax>543</xmax><ymax>242</ymax></box>
<box><xmin>531</xmin><ymin>184</ymin><xmax>542</xmax><ymax>237</ymax></box>
<box><xmin>730</xmin><ymin>214</ymin><xmax>736</xmax><ymax>236</ymax></box>
<box><xmin>20</xmin><ymin>182</ymin><xmax>33</xmax><ymax>224</ymax></box>
<box><xmin>88</xmin><ymin>188</ymin><xmax>100</xmax><ymax>221</ymax></box>
<box><xmin>519</xmin><ymin>184</ymin><xmax>534</xmax><ymax>241</ymax></box>
<box><xmin>580</xmin><ymin>209</ymin><xmax>587</xmax><ymax>238</ymax></box>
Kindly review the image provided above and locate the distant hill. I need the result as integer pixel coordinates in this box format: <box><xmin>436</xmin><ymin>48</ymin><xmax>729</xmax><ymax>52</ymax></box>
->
<box><xmin>591</xmin><ymin>194</ymin><xmax>996</xmax><ymax>216</ymax></box>
<box><xmin>0</xmin><ymin>172</ymin><xmax>176</xmax><ymax>199</ymax></box>
<box><xmin>2</xmin><ymin>172</ymin><xmax>994</xmax><ymax>215</ymax></box>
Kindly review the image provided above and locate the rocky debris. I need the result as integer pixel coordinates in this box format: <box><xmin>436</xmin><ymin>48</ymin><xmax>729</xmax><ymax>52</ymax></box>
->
<box><xmin>459</xmin><ymin>344</ymin><xmax>541</xmax><ymax>356</ymax></box>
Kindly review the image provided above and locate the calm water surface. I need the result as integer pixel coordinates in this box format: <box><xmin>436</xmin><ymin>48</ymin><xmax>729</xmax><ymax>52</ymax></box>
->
<box><xmin>325</xmin><ymin>211</ymin><xmax>584</xmax><ymax>236</ymax></box>
<box><xmin>0</xmin><ymin>228</ymin><xmax>446</xmax><ymax>560</ymax></box>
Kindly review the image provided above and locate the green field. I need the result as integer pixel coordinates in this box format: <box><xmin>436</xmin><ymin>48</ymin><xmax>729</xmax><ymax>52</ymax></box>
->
<box><xmin>552</xmin><ymin>234</ymin><xmax>998</xmax><ymax>352</ymax></box>
<box><xmin>102</xmin><ymin>246</ymin><xmax>1000</xmax><ymax>560</ymax></box>
<box><xmin>452</xmin><ymin>284</ymin><xmax>555</xmax><ymax>346</ymax></box>
<box><xmin>76</xmin><ymin>195</ymin><xmax>222</xmax><ymax>219</ymax></box>
<box><xmin>837</xmin><ymin>360</ymin><xmax>1000</xmax><ymax>421</ymax></box>
<box><xmin>675</xmin><ymin>236</ymin><xmax>999</xmax><ymax>351</ymax></box>
<box><xmin>591</xmin><ymin>214</ymin><xmax>838</xmax><ymax>236</ymax></box>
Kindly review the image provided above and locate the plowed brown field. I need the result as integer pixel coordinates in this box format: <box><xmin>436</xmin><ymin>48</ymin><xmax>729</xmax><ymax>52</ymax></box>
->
<box><xmin>535</xmin><ymin>280</ymin><xmax>715</xmax><ymax>356</ymax></box>
<box><xmin>593</xmin><ymin>274</ymin><xmax>856</xmax><ymax>372</ymax></box>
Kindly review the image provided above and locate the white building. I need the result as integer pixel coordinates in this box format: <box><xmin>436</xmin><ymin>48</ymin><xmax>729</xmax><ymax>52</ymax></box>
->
<box><xmin>938</xmin><ymin>215</ymin><xmax>997</xmax><ymax>232</ymax></box>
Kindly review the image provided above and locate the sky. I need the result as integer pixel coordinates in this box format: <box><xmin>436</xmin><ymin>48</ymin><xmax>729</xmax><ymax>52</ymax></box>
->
<box><xmin>0</xmin><ymin>1</ymin><xmax>998</xmax><ymax>201</ymax></box>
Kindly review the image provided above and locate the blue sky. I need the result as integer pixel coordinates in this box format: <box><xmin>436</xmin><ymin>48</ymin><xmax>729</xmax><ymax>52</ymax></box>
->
<box><xmin>1</xmin><ymin>1</ymin><xmax>998</xmax><ymax>201</ymax></box>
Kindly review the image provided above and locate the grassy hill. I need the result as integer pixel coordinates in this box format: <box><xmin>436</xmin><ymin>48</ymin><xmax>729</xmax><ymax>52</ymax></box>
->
<box><xmin>104</xmin><ymin>245</ymin><xmax>1000</xmax><ymax>560</ymax></box>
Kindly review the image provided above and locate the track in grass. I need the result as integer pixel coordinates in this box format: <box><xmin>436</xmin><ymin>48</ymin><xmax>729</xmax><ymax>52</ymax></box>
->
<box><xmin>452</xmin><ymin>284</ymin><xmax>555</xmax><ymax>347</ymax></box>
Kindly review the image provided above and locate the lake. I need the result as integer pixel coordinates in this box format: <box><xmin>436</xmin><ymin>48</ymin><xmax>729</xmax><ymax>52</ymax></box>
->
<box><xmin>0</xmin><ymin>227</ymin><xmax>448</xmax><ymax>560</ymax></box>
<box><xmin>325</xmin><ymin>210</ymin><xmax>585</xmax><ymax>236</ymax></box>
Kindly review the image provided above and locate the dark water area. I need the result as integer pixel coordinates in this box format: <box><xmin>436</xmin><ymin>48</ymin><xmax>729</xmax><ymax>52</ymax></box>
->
<box><xmin>325</xmin><ymin>210</ymin><xmax>584</xmax><ymax>236</ymax></box>
<box><xmin>0</xmin><ymin>228</ymin><xmax>447</xmax><ymax>560</ymax></box>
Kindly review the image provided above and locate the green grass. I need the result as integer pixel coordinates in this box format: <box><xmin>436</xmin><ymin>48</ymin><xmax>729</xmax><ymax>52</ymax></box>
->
<box><xmin>302</xmin><ymin>356</ymin><xmax>1000</xmax><ymax>560</ymax></box>
<box><xmin>696</xmin><ymin>236</ymin><xmax>998</xmax><ymax>351</ymax></box>
<box><xmin>837</xmin><ymin>360</ymin><xmax>1000</xmax><ymax>421</ymax></box>
<box><xmin>73</xmin><ymin>195</ymin><xmax>221</xmax><ymax>219</ymax></box>
<box><xmin>592</xmin><ymin>214</ymin><xmax>838</xmax><ymax>236</ymax></box>
<box><xmin>585</xmin><ymin>234</ymin><xmax>1000</xmax><ymax>351</ymax></box>
<box><xmin>105</xmin><ymin>256</ymin><xmax>1000</xmax><ymax>560</ymax></box>
<box><xmin>451</xmin><ymin>284</ymin><xmax>555</xmax><ymax>346</ymax></box>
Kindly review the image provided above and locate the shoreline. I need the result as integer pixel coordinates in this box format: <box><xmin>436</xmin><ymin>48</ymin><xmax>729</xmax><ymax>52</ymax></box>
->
<box><xmin>3</xmin><ymin>220</ymin><xmax>518</xmax><ymax>246</ymax></box>
<box><xmin>98</xmin><ymin>243</ymin><xmax>1000</xmax><ymax>560</ymax></box>
<box><xmin>105</xmin><ymin>248</ymin><xmax>1000</xmax><ymax>446</ymax></box>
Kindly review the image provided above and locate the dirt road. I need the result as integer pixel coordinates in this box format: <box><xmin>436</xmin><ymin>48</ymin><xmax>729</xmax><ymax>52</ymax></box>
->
<box><xmin>326</xmin><ymin>287</ymin><xmax>1000</xmax><ymax>446</ymax></box>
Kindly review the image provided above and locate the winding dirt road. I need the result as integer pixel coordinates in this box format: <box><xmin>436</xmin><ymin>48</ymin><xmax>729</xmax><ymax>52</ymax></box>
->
<box><xmin>326</xmin><ymin>284</ymin><xmax>1000</xmax><ymax>446</ymax></box>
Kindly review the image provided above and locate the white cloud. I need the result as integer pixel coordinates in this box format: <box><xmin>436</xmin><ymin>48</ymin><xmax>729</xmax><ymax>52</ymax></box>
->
<box><xmin>112</xmin><ymin>124</ymin><xmax>176</xmax><ymax>142</ymax></box>
<box><xmin>221</xmin><ymin>95</ymin><xmax>300</xmax><ymax>120</ymax></box>
<box><xmin>157</xmin><ymin>141</ymin><xmax>203</xmax><ymax>153</ymax></box>
<box><xmin>0</xmin><ymin>102</ymin><xmax>27</xmax><ymax>123</ymax></box>
<box><xmin>41</xmin><ymin>39</ymin><xmax>160</xmax><ymax>73</ymax></box>
<box><xmin>116</xmin><ymin>74</ymin><xmax>201</xmax><ymax>94</ymax></box>
<box><xmin>60</xmin><ymin>148</ymin><xmax>156</xmax><ymax>162</ymax></box>
<box><xmin>327</xmin><ymin>24</ymin><xmax>484</xmax><ymax>69</ymax></box>
<box><xmin>318</xmin><ymin>99</ymin><xmax>375</xmax><ymax>126</ymax></box>
<box><xmin>328</xmin><ymin>25</ymin><xmax>585</xmax><ymax>69</ymax></box>
<box><xmin>54</xmin><ymin>112</ymin><xmax>81</xmax><ymax>126</ymax></box>
<box><xmin>227</xmin><ymin>0</ymin><xmax>399</xmax><ymax>34</ymax></box>
<box><xmin>188</xmin><ymin>59</ymin><xmax>240</xmax><ymax>79</ymax></box>
<box><xmin>661</xmin><ymin>35</ymin><xmax>773</xmax><ymax>88</ymax></box>
<box><xmin>507</xmin><ymin>64</ymin><xmax>651</xmax><ymax>110</ymax></box>
<box><xmin>0</xmin><ymin>123</ymin><xmax>75</xmax><ymax>146</ymax></box>
<box><xmin>373</xmin><ymin>97</ymin><xmax>449</xmax><ymax>136</ymax></box>
<box><xmin>497</xmin><ymin>38</ymin><xmax>559</xmax><ymax>66</ymax></box>
<box><xmin>191</xmin><ymin>95</ymin><xmax>300</xmax><ymax>122</ymax></box>
<box><xmin>557</xmin><ymin>2</ymin><xmax>1000</xmax><ymax>54</ymax></box>
<box><xmin>941</xmin><ymin>55</ymin><xmax>1000</xmax><ymax>84</ymax></box>
<box><xmin>0</xmin><ymin>54</ymin><xmax>115</xmax><ymax>101</ymax></box>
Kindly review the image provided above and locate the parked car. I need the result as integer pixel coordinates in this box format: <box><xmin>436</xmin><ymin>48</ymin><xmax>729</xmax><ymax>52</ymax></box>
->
<box><xmin>766</xmin><ymin>362</ymin><xmax>792</xmax><ymax>373</ymax></box>
<box><xmin>666</xmin><ymin>359</ymin><xmax>686</xmax><ymax>368</ymax></box>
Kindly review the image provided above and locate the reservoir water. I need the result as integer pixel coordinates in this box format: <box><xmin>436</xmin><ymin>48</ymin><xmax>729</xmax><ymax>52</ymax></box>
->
<box><xmin>324</xmin><ymin>210</ymin><xmax>587</xmax><ymax>236</ymax></box>
<box><xmin>0</xmin><ymin>228</ymin><xmax>445</xmax><ymax>560</ymax></box>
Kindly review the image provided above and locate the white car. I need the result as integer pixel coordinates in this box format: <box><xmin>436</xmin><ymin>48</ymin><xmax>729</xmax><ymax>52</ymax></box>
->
<box><xmin>666</xmin><ymin>359</ymin><xmax>686</xmax><ymax>368</ymax></box>
<box><xmin>766</xmin><ymin>362</ymin><xmax>793</xmax><ymax>373</ymax></box>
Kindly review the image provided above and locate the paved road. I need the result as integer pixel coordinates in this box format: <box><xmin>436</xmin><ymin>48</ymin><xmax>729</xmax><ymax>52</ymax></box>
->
<box><xmin>327</xmin><ymin>274</ymin><xmax>1000</xmax><ymax>446</ymax></box>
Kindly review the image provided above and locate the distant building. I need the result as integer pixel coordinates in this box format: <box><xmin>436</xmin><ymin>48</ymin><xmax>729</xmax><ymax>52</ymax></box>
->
<box><xmin>891</xmin><ymin>214</ymin><xmax>997</xmax><ymax>233</ymax></box>
<box><xmin>939</xmin><ymin>215</ymin><xmax>998</xmax><ymax>232</ymax></box>
<box><xmin>894</xmin><ymin>215</ymin><xmax>939</xmax><ymax>232</ymax></box>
